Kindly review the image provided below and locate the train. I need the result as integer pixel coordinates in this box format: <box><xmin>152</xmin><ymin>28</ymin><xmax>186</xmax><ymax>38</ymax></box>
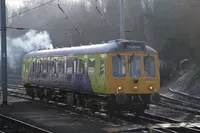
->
<box><xmin>21</xmin><ymin>39</ymin><xmax>160</xmax><ymax>116</ymax></box>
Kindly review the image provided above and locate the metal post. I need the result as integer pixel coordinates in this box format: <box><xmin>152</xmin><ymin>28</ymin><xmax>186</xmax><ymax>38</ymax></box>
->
<box><xmin>0</xmin><ymin>0</ymin><xmax>8</xmax><ymax>105</ymax></box>
<box><xmin>119</xmin><ymin>0</ymin><xmax>125</xmax><ymax>39</ymax></box>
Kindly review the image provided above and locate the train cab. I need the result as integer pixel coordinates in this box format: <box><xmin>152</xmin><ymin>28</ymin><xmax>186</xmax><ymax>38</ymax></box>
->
<box><xmin>106</xmin><ymin>40</ymin><xmax>160</xmax><ymax>111</ymax></box>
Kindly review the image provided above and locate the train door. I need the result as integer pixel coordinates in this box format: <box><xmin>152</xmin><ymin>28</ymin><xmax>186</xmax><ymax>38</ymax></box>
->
<box><xmin>29</xmin><ymin>58</ymin><xmax>37</xmax><ymax>84</ymax></box>
<box><xmin>95</xmin><ymin>55</ymin><xmax>106</xmax><ymax>93</ymax></box>
<box><xmin>87</xmin><ymin>55</ymin><xmax>96</xmax><ymax>92</ymax></box>
<box><xmin>22</xmin><ymin>57</ymin><xmax>30</xmax><ymax>84</ymax></box>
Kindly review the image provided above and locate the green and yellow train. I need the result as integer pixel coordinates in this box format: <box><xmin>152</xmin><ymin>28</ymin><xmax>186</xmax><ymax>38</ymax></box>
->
<box><xmin>21</xmin><ymin>39</ymin><xmax>160</xmax><ymax>115</ymax></box>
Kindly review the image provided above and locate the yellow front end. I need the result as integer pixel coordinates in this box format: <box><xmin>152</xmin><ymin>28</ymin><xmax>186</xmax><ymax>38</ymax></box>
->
<box><xmin>105</xmin><ymin>52</ymin><xmax>160</xmax><ymax>105</ymax></box>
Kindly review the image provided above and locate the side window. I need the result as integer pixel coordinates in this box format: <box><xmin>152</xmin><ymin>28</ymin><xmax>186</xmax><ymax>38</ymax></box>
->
<box><xmin>78</xmin><ymin>59</ymin><xmax>84</xmax><ymax>74</ymax></box>
<box><xmin>144</xmin><ymin>56</ymin><xmax>155</xmax><ymax>77</ymax></box>
<box><xmin>129</xmin><ymin>56</ymin><xmax>141</xmax><ymax>77</ymax></box>
<box><xmin>46</xmin><ymin>59</ymin><xmax>49</xmax><ymax>72</ymax></box>
<box><xmin>32</xmin><ymin>62</ymin><xmax>35</xmax><ymax>72</ymax></box>
<box><xmin>73</xmin><ymin>58</ymin><xmax>78</xmax><ymax>74</ymax></box>
<box><xmin>64</xmin><ymin>58</ymin><xmax>67</xmax><ymax>74</ymax></box>
<box><xmin>53</xmin><ymin>59</ymin><xmax>57</xmax><ymax>74</ymax></box>
<box><xmin>33</xmin><ymin>60</ymin><xmax>37</xmax><ymax>72</ymax></box>
<box><xmin>88</xmin><ymin>58</ymin><xmax>95</xmax><ymax>74</ymax></box>
<box><xmin>67</xmin><ymin>58</ymin><xmax>73</xmax><ymax>74</ymax></box>
<box><xmin>112</xmin><ymin>56</ymin><xmax>126</xmax><ymax>77</ymax></box>
<box><xmin>84</xmin><ymin>60</ymin><xmax>88</xmax><ymax>74</ymax></box>
<box><xmin>37</xmin><ymin>60</ymin><xmax>39</xmax><ymax>72</ymax></box>
<box><xmin>100</xmin><ymin>58</ymin><xmax>105</xmax><ymax>76</ymax></box>
<box><xmin>38</xmin><ymin>60</ymin><xmax>42</xmax><ymax>73</ymax></box>
<box><xmin>48</xmin><ymin>60</ymin><xmax>53</xmax><ymax>74</ymax></box>
<box><xmin>43</xmin><ymin>59</ymin><xmax>47</xmax><ymax>73</ymax></box>
<box><xmin>58</xmin><ymin>59</ymin><xmax>64</xmax><ymax>73</ymax></box>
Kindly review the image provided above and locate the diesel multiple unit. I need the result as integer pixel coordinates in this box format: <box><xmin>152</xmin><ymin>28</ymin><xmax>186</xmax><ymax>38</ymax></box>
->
<box><xmin>21</xmin><ymin>39</ymin><xmax>160</xmax><ymax>115</ymax></box>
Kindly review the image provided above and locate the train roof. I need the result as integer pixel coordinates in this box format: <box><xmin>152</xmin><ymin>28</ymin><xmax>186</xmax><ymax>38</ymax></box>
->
<box><xmin>24</xmin><ymin>39</ymin><xmax>157</xmax><ymax>58</ymax></box>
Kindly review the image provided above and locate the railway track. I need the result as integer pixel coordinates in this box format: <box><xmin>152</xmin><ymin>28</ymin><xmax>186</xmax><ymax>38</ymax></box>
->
<box><xmin>5</xmin><ymin>86</ymin><xmax>200</xmax><ymax>133</ymax></box>
<box><xmin>159</xmin><ymin>94</ymin><xmax>200</xmax><ymax>115</ymax></box>
<box><xmin>2</xmin><ymin>82</ymin><xmax>200</xmax><ymax>132</ymax></box>
<box><xmin>157</xmin><ymin>87</ymin><xmax>200</xmax><ymax>117</ymax></box>
<box><xmin>0</xmin><ymin>114</ymin><xmax>52</xmax><ymax>133</ymax></box>
<box><xmin>4</xmin><ymin>88</ymin><xmax>179</xmax><ymax>124</ymax></box>
<box><xmin>168</xmin><ymin>88</ymin><xmax>200</xmax><ymax>102</ymax></box>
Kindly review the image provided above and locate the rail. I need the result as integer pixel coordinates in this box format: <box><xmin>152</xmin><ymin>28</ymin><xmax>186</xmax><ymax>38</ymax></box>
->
<box><xmin>0</xmin><ymin>114</ymin><xmax>52</xmax><ymax>133</ymax></box>
<box><xmin>4</xmin><ymin>84</ymin><xmax>200</xmax><ymax>133</ymax></box>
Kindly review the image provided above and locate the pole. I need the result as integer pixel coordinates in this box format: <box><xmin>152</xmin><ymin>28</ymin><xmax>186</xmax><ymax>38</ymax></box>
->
<box><xmin>0</xmin><ymin>0</ymin><xmax>8</xmax><ymax>105</ymax></box>
<box><xmin>119</xmin><ymin>0</ymin><xmax>125</xmax><ymax>39</ymax></box>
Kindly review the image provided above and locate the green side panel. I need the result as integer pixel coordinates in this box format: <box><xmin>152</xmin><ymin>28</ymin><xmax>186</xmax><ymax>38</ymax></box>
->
<box><xmin>74</xmin><ymin>54</ymin><xmax>106</xmax><ymax>93</ymax></box>
<box><xmin>22</xmin><ymin>57</ymin><xmax>32</xmax><ymax>84</ymax></box>
<box><xmin>87</xmin><ymin>54</ymin><xmax>106</xmax><ymax>94</ymax></box>
<box><xmin>95</xmin><ymin>54</ymin><xmax>106</xmax><ymax>94</ymax></box>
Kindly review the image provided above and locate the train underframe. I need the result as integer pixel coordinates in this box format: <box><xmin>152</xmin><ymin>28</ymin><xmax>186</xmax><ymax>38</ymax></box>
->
<box><xmin>24</xmin><ymin>85</ymin><xmax>158</xmax><ymax>117</ymax></box>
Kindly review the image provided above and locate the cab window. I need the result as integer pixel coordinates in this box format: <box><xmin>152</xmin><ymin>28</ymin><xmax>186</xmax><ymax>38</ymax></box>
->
<box><xmin>112</xmin><ymin>55</ymin><xmax>126</xmax><ymax>77</ymax></box>
<box><xmin>129</xmin><ymin>56</ymin><xmax>141</xmax><ymax>77</ymax></box>
<box><xmin>144</xmin><ymin>56</ymin><xmax>155</xmax><ymax>77</ymax></box>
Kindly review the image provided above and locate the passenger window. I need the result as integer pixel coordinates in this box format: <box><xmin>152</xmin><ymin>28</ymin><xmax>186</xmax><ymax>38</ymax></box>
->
<box><xmin>46</xmin><ymin>60</ymin><xmax>49</xmax><ymax>72</ymax></box>
<box><xmin>112</xmin><ymin>55</ymin><xmax>126</xmax><ymax>77</ymax></box>
<box><xmin>144</xmin><ymin>56</ymin><xmax>155</xmax><ymax>77</ymax></box>
<box><xmin>67</xmin><ymin>59</ymin><xmax>73</xmax><ymax>74</ymax></box>
<box><xmin>100</xmin><ymin>59</ymin><xmax>105</xmax><ymax>76</ymax></box>
<box><xmin>43</xmin><ymin>60</ymin><xmax>47</xmax><ymax>73</ymax></box>
<box><xmin>73</xmin><ymin>59</ymin><xmax>78</xmax><ymax>74</ymax></box>
<box><xmin>53</xmin><ymin>59</ymin><xmax>57</xmax><ymax>74</ymax></box>
<box><xmin>84</xmin><ymin>60</ymin><xmax>88</xmax><ymax>74</ymax></box>
<box><xmin>129</xmin><ymin>56</ymin><xmax>141</xmax><ymax>77</ymax></box>
<box><xmin>48</xmin><ymin>60</ymin><xmax>53</xmax><ymax>74</ymax></box>
<box><xmin>64</xmin><ymin>59</ymin><xmax>67</xmax><ymax>74</ymax></box>
<box><xmin>58</xmin><ymin>59</ymin><xmax>64</xmax><ymax>73</ymax></box>
<box><xmin>78</xmin><ymin>59</ymin><xmax>84</xmax><ymax>74</ymax></box>
<box><xmin>38</xmin><ymin>60</ymin><xmax>42</xmax><ymax>73</ymax></box>
<box><xmin>32</xmin><ymin>62</ymin><xmax>35</xmax><ymax>72</ymax></box>
<box><xmin>88</xmin><ymin>58</ymin><xmax>95</xmax><ymax>74</ymax></box>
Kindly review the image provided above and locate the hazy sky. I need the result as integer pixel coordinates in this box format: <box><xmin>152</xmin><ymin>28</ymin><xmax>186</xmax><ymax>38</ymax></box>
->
<box><xmin>6</xmin><ymin>0</ymin><xmax>83</xmax><ymax>9</ymax></box>
<box><xmin>6</xmin><ymin>0</ymin><xmax>25</xmax><ymax>9</ymax></box>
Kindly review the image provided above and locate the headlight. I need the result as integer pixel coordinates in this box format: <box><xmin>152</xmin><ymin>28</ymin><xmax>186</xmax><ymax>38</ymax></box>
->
<box><xmin>132</xmin><ymin>86</ymin><xmax>138</xmax><ymax>91</ymax></box>
<box><xmin>149</xmin><ymin>86</ymin><xmax>153</xmax><ymax>90</ymax></box>
<box><xmin>118</xmin><ymin>86</ymin><xmax>122</xmax><ymax>90</ymax></box>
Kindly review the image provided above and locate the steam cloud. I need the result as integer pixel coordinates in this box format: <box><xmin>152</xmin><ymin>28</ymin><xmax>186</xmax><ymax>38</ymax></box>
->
<box><xmin>0</xmin><ymin>30</ymin><xmax>53</xmax><ymax>74</ymax></box>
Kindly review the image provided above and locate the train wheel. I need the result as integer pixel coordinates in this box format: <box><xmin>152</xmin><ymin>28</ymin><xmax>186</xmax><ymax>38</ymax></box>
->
<box><xmin>38</xmin><ymin>90</ymin><xmax>44</xmax><ymax>101</ymax></box>
<box><xmin>90</xmin><ymin>101</ymin><xmax>98</xmax><ymax>113</ymax></box>
<box><xmin>31</xmin><ymin>88</ymin><xmax>37</xmax><ymax>100</ymax></box>
<box><xmin>75</xmin><ymin>94</ymin><xmax>81</xmax><ymax>107</ymax></box>
<box><xmin>135</xmin><ymin>111</ymin><xmax>144</xmax><ymax>117</ymax></box>
<box><xmin>107</xmin><ymin>95</ymin><xmax>115</xmax><ymax>119</ymax></box>
<box><xmin>107</xmin><ymin>110</ymin><xmax>114</xmax><ymax>119</ymax></box>
<box><xmin>135</xmin><ymin>107</ymin><xmax>145</xmax><ymax>117</ymax></box>
<box><xmin>26</xmin><ymin>87</ymin><xmax>34</xmax><ymax>99</ymax></box>
<box><xmin>115</xmin><ymin>111</ymin><xmax>123</xmax><ymax>117</ymax></box>
<box><xmin>66</xmin><ymin>93</ymin><xmax>75</xmax><ymax>106</ymax></box>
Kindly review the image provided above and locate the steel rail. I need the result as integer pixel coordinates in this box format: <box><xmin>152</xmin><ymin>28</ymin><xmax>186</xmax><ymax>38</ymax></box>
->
<box><xmin>4</xmin><ymin>84</ymin><xmax>200</xmax><ymax>133</ymax></box>
<box><xmin>0</xmin><ymin>114</ymin><xmax>52</xmax><ymax>133</ymax></box>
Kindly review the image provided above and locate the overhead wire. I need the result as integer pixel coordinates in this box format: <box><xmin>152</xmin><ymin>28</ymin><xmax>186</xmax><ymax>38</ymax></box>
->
<box><xmin>0</xmin><ymin>26</ymin><xmax>76</xmax><ymax>33</ymax></box>
<box><xmin>6</xmin><ymin>0</ymin><xmax>123</xmax><ymax>45</ymax></box>
<box><xmin>88</xmin><ymin>0</ymin><xmax>116</xmax><ymax>32</ymax></box>
<box><xmin>6</xmin><ymin>0</ymin><xmax>82</xmax><ymax>40</ymax></box>
<box><xmin>57</xmin><ymin>3</ymin><xmax>81</xmax><ymax>35</ymax></box>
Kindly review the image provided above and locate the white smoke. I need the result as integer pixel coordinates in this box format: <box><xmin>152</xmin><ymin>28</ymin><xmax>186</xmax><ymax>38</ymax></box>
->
<box><xmin>0</xmin><ymin>30</ymin><xmax>53</xmax><ymax>73</ymax></box>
